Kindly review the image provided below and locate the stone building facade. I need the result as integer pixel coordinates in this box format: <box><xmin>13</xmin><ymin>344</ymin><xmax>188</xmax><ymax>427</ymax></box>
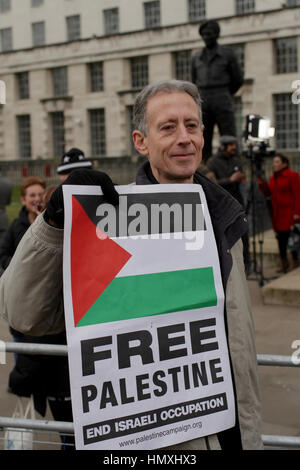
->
<box><xmin>0</xmin><ymin>0</ymin><xmax>299</xmax><ymax>162</ymax></box>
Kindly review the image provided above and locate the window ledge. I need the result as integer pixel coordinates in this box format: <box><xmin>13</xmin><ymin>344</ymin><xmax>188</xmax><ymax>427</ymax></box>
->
<box><xmin>40</xmin><ymin>95</ymin><xmax>73</xmax><ymax>103</ymax></box>
<box><xmin>117</xmin><ymin>87</ymin><xmax>144</xmax><ymax>95</ymax></box>
<box><xmin>243</xmin><ymin>78</ymin><xmax>254</xmax><ymax>85</ymax></box>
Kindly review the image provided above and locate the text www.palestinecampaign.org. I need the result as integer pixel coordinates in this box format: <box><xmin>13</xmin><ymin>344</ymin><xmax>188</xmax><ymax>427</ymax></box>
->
<box><xmin>118</xmin><ymin>420</ymin><xmax>203</xmax><ymax>448</ymax></box>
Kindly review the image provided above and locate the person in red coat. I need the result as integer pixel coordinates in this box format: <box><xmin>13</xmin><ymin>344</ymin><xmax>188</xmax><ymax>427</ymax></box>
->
<box><xmin>268</xmin><ymin>153</ymin><xmax>300</xmax><ymax>272</ymax></box>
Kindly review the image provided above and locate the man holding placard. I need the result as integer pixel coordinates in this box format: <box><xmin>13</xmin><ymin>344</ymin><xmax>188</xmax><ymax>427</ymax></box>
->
<box><xmin>0</xmin><ymin>80</ymin><xmax>263</xmax><ymax>451</ymax></box>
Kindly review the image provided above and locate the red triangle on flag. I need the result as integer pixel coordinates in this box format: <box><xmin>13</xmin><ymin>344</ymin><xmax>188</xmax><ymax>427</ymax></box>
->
<box><xmin>70</xmin><ymin>196</ymin><xmax>132</xmax><ymax>326</ymax></box>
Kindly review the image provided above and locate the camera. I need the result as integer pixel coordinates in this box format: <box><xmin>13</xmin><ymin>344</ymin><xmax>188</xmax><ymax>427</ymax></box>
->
<box><xmin>242</xmin><ymin>141</ymin><xmax>275</xmax><ymax>173</ymax></box>
<box><xmin>242</xmin><ymin>114</ymin><xmax>275</xmax><ymax>174</ymax></box>
<box><xmin>244</xmin><ymin>114</ymin><xmax>275</xmax><ymax>142</ymax></box>
<box><xmin>36</xmin><ymin>202</ymin><xmax>43</xmax><ymax>212</ymax></box>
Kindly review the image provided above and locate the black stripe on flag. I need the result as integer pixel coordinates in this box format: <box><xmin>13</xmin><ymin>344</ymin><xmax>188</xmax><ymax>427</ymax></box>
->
<box><xmin>74</xmin><ymin>192</ymin><xmax>206</xmax><ymax>238</ymax></box>
<box><xmin>82</xmin><ymin>393</ymin><xmax>228</xmax><ymax>445</ymax></box>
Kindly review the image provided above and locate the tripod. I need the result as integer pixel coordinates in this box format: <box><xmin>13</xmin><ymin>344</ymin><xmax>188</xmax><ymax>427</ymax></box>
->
<box><xmin>245</xmin><ymin>143</ymin><xmax>274</xmax><ymax>287</ymax></box>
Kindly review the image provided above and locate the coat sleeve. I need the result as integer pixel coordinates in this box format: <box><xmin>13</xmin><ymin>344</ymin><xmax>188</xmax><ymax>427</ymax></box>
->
<box><xmin>0</xmin><ymin>213</ymin><xmax>65</xmax><ymax>336</ymax></box>
<box><xmin>0</xmin><ymin>222</ymin><xmax>16</xmax><ymax>269</ymax></box>
<box><xmin>290</xmin><ymin>171</ymin><xmax>300</xmax><ymax>219</ymax></box>
<box><xmin>206</xmin><ymin>157</ymin><xmax>234</xmax><ymax>189</ymax></box>
<box><xmin>226</xmin><ymin>240</ymin><xmax>263</xmax><ymax>449</ymax></box>
<box><xmin>227</xmin><ymin>49</ymin><xmax>244</xmax><ymax>95</ymax></box>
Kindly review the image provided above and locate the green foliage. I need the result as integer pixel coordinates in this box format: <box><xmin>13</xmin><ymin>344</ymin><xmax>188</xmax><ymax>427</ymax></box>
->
<box><xmin>7</xmin><ymin>185</ymin><xmax>22</xmax><ymax>224</ymax></box>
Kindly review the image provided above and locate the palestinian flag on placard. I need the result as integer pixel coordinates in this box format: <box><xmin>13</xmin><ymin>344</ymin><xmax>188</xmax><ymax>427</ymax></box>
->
<box><xmin>70</xmin><ymin>193</ymin><xmax>217</xmax><ymax>328</ymax></box>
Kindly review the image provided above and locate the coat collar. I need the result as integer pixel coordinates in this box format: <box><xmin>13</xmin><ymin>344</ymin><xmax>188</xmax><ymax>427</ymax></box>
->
<box><xmin>18</xmin><ymin>206</ymin><xmax>31</xmax><ymax>227</ymax></box>
<box><xmin>199</xmin><ymin>44</ymin><xmax>224</xmax><ymax>61</ymax></box>
<box><xmin>273</xmin><ymin>167</ymin><xmax>290</xmax><ymax>178</ymax></box>
<box><xmin>136</xmin><ymin>160</ymin><xmax>247</xmax><ymax>246</ymax></box>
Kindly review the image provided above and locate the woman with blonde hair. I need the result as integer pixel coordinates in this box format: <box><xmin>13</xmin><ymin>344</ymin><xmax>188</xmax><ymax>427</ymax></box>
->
<box><xmin>0</xmin><ymin>176</ymin><xmax>46</xmax><ymax>269</ymax></box>
<box><xmin>0</xmin><ymin>177</ymin><xmax>73</xmax><ymax>449</ymax></box>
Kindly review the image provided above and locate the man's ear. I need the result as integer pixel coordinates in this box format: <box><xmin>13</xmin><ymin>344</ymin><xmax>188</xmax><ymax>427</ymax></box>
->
<box><xmin>200</xmin><ymin>124</ymin><xmax>205</xmax><ymax>150</ymax></box>
<box><xmin>132</xmin><ymin>130</ymin><xmax>149</xmax><ymax>156</ymax></box>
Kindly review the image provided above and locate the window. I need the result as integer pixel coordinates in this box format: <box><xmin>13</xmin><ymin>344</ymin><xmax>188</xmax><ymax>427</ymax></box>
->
<box><xmin>188</xmin><ymin>0</ymin><xmax>206</xmax><ymax>22</ymax></box>
<box><xmin>51</xmin><ymin>67</ymin><xmax>68</xmax><ymax>97</ymax></box>
<box><xmin>130</xmin><ymin>56</ymin><xmax>148</xmax><ymax>89</ymax></box>
<box><xmin>32</xmin><ymin>21</ymin><xmax>45</xmax><ymax>47</ymax></box>
<box><xmin>0</xmin><ymin>27</ymin><xmax>12</xmax><ymax>52</ymax></box>
<box><xmin>235</xmin><ymin>0</ymin><xmax>255</xmax><ymax>15</ymax></box>
<box><xmin>89</xmin><ymin>62</ymin><xmax>104</xmax><ymax>92</ymax></box>
<box><xmin>144</xmin><ymin>1</ymin><xmax>160</xmax><ymax>29</ymax></box>
<box><xmin>286</xmin><ymin>0</ymin><xmax>300</xmax><ymax>5</ymax></box>
<box><xmin>31</xmin><ymin>0</ymin><xmax>44</xmax><ymax>6</ymax></box>
<box><xmin>50</xmin><ymin>112</ymin><xmax>65</xmax><ymax>157</ymax></box>
<box><xmin>17</xmin><ymin>72</ymin><xmax>30</xmax><ymax>100</ymax></box>
<box><xmin>103</xmin><ymin>8</ymin><xmax>119</xmax><ymax>35</ymax></box>
<box><xmin>0</xmin><ymin>0</ymin><xmax>10</xmax><ymax>13</ymax></box>
<box><xmin>66</xmin><ymin>15</ymin><xmax>81</xmax><ymax>41</ymax></box>
<box><xmin>174</xmin><ymin>50</ymin><xmax>192</xmax><ymax>81</ymax></box>
<box><xmin>274</xmin><ymin>37</ymin><xmax>298</xmax><ymax>74</ymax></box>
<box><xmin>89</xmin><ymin>109</ymin><xmax>106</xmax><ymax>156</ymax></box>
<box><xmin>228</xmin><ymin>43</ymin><xmax>245</xmax><ymax>75</ymax></box>
<box><xmin>274</xmin><ymin>94</ymin><xmax>299</xmax><ymax>149</ymax></box>
<box><xmin>17</xmin><ymin>115</ymin><xmax>32</xmax><ymax>159</ymax></box>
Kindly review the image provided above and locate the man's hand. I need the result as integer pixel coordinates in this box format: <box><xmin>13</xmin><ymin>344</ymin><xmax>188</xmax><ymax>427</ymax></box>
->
<box><xmin>230</xmin><ymin>171</ymin><xmax>246</xmax><ymax>184</ymax></box>
<box><xmin>46</xmin><ymin>169</ymin><xmax>119</xmax><ymax>228</ymax></box>
<box><xmin>32</xmin><ymin>201</ymin><xmax>44</xmax><ymax>217</ymax></box>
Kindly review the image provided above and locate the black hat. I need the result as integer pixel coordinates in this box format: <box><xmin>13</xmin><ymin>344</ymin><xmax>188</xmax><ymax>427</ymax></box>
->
<box><xmin>199</xmin><ymin>20</ymin><xmax>220</xmax><ymax>37</ymax></box>
<box><xmin>57</xmin><ymin>148</ymin><xmax>92</xmax><ymax>175</ymax></box>
<box><xmin>220</xmin><ymin>135</ymin><xmax>237</xmax><ymax>145</ymax></box>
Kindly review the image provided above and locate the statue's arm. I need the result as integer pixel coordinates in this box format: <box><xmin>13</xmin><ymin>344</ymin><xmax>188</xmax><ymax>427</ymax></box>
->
<box><xmin>227</xmin><ymin>50</ymin><xmax>244</xmax><ymax>95</ymax></box>
<box><xmin>191</xmin><ymin>53</ymin><xmax>197</xmax><ymax>84</ymax></box>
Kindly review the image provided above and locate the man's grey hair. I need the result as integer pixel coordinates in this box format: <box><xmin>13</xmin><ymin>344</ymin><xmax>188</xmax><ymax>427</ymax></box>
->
<box><xmin>133</xmin><ymin>80</ymin><xmax>202</xmax><ymax>135</ymax></box>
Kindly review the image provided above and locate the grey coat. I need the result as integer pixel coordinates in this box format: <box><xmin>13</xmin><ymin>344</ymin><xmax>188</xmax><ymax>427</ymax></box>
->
<box><xmin>0</xmin><ymin>166</ymin><xmax>263</xmax><ymax>450</ymax></box>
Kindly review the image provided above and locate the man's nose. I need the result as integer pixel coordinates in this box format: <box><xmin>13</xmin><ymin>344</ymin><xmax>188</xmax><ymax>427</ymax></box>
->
<box><xmin>177</xmin><ymin>125</ymin><xmax>191</xmax><ymax>144</ymax></box>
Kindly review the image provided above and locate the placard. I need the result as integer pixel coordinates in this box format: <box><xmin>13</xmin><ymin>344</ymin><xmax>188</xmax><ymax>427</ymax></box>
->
<box><xmin>63</xmin><ymin>184</ymin><xmax>235</xmax><ymax>450</ymax></box>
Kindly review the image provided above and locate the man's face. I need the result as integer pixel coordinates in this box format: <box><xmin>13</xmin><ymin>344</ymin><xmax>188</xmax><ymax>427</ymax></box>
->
<box><xmin>272</xmin><ymin>156</ymin><xmax>287</xmax><ymax>173</ymax></box>
<box><xmin>200</xmin><ymin>25</ymin><xmax>218</xmax><ymax>48</ymax></box>
<box><xmin>224</xmin><ymin>142</ymin><xmax>237</xmax><ymax>157</ymax></box>
<box><xmin>21</xmin><ymin>184</ymin><xmax>45</xmax><ymax>215</ymax></box>
<box><xmin>133</xmin><ymin>91</ymin><xmax>204</xmax><ymax>184</ymax></box>
<box><xmin>58</xmin><ymin>173</ymin><xmax>69</xmax><ymax>182</ymax></box>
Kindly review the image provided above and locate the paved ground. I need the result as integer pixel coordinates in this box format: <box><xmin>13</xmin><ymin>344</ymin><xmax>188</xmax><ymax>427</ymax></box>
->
<box><xmin>0</xmin><ymin>267</ymin><xmax>299</xmax><ymax>450</ymax></box>
<box><xmin>248</xmin><ymin>277</ymin><xmax>300</xmax><ymax>441</ymax></box>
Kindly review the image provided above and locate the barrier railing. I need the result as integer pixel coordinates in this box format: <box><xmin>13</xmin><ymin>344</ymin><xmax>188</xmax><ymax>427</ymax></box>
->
<box><xmin>1</xmin><ymin>342</ymin><xmax>299</xmax><ymax>449</ymax></box>
<box><xmin>3</xmin><ymin>342</ymin><xmax>299</xmax><ymax>367</ymax></box>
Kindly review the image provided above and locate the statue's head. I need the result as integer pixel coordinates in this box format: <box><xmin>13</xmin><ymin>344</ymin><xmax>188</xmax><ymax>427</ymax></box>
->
<box><xmin>199</xmin><ymin>20</ymin><xmax>220</xmax><ymax>48</ymax></box>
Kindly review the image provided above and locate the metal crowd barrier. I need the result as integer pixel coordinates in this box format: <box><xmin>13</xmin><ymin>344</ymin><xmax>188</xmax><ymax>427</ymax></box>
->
<box><xmin>0</xmin><ymin>342</ymin><xmax>300</xmax><ymax>450</ymax></box>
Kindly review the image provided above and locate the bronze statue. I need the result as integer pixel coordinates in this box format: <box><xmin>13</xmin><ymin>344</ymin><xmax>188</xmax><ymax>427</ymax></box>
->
<box><xmin>191</xmin><ymin>20</ymin><xmax>244</xmax><ymax>161</ymax></box>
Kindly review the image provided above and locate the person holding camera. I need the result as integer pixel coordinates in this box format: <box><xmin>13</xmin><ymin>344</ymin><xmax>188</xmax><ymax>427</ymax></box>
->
<box><xmin>206</xmin><ymin>135</ymin><xmax>245</xmax><ymax>205</ymax></box>
<box><xmin>206</xmin><ymin>136</ymin><xmax>250</xmax><ymax>273</ymax></box>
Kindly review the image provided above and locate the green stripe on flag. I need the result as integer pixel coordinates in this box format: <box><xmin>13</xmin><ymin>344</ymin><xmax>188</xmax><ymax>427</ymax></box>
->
<box><xmin>76</xmin><ymin>267</ymin><xmax>217</xmax><ymax>327</ymax></box>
